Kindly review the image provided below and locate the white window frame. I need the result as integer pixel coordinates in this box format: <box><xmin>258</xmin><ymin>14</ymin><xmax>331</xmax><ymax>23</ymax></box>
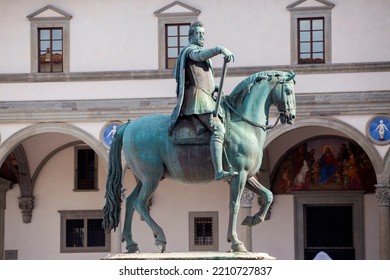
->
<box><xmin>58</xmin><ymin>210</ymin><xmax>110</xmax><ymax>253</ymax></box>
<box><xmin>189</xmin><ymin>211</ymin><xmax>219</xmax><ymax>251</ymax></box>
<box><xmin>287</xmin><ymin>0</ymin><xmax>334</xmax><ymax>65</ymax></box>
<box><xmin>154</xmin><ymin>1</ymin><xmax>200</xmax><ymax>70</ymax></box>
<box><xmin>27</xmin><ymin>5</ymin><xmax>71</xmax><ymax>73</ymax></box>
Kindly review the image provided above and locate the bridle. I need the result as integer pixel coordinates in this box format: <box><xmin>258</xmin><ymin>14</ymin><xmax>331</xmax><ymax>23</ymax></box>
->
<box><xmin>223</xmin><ymin>77</ymin><xmax>293</xmax><ymax>130</ymax></box>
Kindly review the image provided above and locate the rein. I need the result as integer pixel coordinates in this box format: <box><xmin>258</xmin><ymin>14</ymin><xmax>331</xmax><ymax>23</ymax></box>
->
<box><xmin>223</xmin><ymin>99</ymin><xmax>280</xmax><ymax>130</ymax></box>
<box><xmin>223</xmin><ymin>79</ymin><xmax>287</xmax><ymax>130</ymax></box>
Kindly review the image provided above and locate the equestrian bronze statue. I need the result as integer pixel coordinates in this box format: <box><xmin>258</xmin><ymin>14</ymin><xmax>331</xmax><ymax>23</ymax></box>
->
<box><xmin>103</xmin><ymin>21</ymin><xmax>296</xmax><ymax>253</ymax></box>
<box><xmin>103</xmin><ymin>69</ymin><xmax>296</xmax><ymax>253</ymax></box>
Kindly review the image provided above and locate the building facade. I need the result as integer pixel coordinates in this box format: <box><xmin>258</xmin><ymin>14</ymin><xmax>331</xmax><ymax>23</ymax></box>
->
<box><xmin>0</xmin><ymin>0</ymin><xmax>389</xmax><ymax>260</ymax></box>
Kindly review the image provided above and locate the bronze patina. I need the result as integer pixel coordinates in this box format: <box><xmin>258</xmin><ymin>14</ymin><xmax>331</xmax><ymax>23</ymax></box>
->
<box><xmin>103</xmin><ymin>68</ymin><xmax>296</xmax><ymax>253</ymax></box>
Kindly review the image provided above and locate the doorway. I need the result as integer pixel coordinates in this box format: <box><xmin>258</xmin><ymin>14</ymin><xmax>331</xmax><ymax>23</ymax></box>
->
<box><xmin>304</xmin><ymin>204</ymin><xmax>354</xmax><ymax>259</ymax></box>
<box><xmin>294</xmin><ymin>191</ymin><xmax>365</xmax><ymax>259</ymax></box>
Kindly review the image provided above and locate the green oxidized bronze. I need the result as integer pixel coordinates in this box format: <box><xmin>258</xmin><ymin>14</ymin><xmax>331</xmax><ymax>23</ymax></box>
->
<box><xmin>103</xmin><ymin>22</ymin><xmax>296</xmax><ymax>253</ymax></box>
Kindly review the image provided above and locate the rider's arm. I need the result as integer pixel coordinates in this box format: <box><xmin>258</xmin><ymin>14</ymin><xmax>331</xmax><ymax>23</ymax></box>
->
<box><xmin>188</xmin><ymin>46</ymin><xmax>234</xmax><ymax>62</ymax></box>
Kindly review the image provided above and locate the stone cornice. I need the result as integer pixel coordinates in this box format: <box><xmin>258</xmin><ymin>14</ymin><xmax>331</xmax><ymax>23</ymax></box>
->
<box><xmin>1</xmin><ymin>61</ymin><xmax>389</xmax><ymax>83</ymax></box>
<box><xmin>0</xmin><ymin>90</ymin><xmax>389</xmax><ymax>123</ymax></box>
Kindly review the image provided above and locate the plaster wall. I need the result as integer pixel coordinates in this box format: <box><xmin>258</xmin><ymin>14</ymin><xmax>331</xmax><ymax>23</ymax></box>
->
<box><xmin>21</xmin><ymin>133</ymin><xmax>79</xmax><ymax>174</ymax></box>
<box><xmin>0</xmin><ymin>79</ymin><xmax>177</xmax><ymax>102</ymax></box>
<box><xmin>251</xmin><ymin>195</ymin><xmax>295</xmax><ymax>259</ymax></box>
<box><xmin>1</xmin><ymin>71</ymin><xmax>390</xmax><ymax>102</ymax></box>
<box><xmin>332</xmin><ymin>0</ymin><xmax>390</xmax><ymax>63</ymax></box>
<box><xmin>1</xmin><ymin>0</ymin><xmax>389</xmax><ymax>73</ymax></box>
<box><xmin>0</xmin><ymin>123</ymin><xmax>32</xmax><ymax>144</ymax></box>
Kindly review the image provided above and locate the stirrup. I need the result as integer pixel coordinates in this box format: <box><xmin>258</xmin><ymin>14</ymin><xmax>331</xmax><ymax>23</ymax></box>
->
<box><xmin>215</xmin><ymin>169</ymin><xmax>238</xmax><ymax>181</ymax></box>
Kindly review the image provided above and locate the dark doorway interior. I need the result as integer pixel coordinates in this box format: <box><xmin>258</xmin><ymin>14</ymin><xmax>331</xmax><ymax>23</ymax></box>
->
<box><xmin>304</xmin><ymin>205</ymin><xmax>355</xmax><ymax>260</ymax></box>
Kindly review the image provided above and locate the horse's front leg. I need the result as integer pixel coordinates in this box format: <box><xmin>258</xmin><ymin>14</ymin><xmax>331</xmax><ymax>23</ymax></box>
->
<box><xmin>227</xmin><ymin>172</ymin><xmax>248</xmax><ymax>252</ymax></box>
<box><xmin>241</xmin><ymin>176</ymin><xmax>273</xmax><ymax>227</ymax></box>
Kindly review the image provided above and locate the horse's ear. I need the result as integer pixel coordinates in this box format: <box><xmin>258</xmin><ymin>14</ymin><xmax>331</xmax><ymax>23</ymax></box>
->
<box><xmin>285</xmin><ymin>70</ymin><xmax>295</xmax><ymax>81</ymax></box>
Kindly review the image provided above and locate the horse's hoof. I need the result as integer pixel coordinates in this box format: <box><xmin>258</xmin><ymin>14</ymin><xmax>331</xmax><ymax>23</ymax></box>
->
<box><xmin>241</xmin><ymin>215</ymin><xmax>262</xmax><ymax>227</ymax></box>
<box><xmin>126</xmin><ymin>244</ymin><xmax>140</xmax><ymax>253</ymax></box>
<box><xmin>231</xmin><ymin>243</ymin><xmax>248</xmax><ymax>253</ymax></box>
<box><xmin>155</xmin><ymin>240</ymin><xmax>166</xmax><ymax>252</ymax></box>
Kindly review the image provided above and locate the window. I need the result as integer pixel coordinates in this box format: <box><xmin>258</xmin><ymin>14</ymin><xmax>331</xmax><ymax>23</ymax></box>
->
<box><xmin>27</xmin><ymin>5</ymin><xmax>72</xmax><ymax>73</ymax></box>
<box><xmin>74</xmin><ymin>147</ymin><xmax>98</xmax><ymax>190</ymax></box>
<box><xmin>38</xmin><ymin>28</ymin><xmax>63</xmax><ymax>72</ymax></box>
<box><xmin>166</xmin><ymin>24</ymin><xmax>190</xmax><ymax>69</ymax></box>
<box><xmin>293</xmin><ymin>191</ymin><xmax>365</xmax><ymax>259</ymax></box>
<box><xmin>154</xmin><ymin>1</ymin><xmax>200</xmax><ymax>70</ymax></box>
<box><xmin>59</xmin><ymin>210</ymin><xmax>110</xmax><ymax>253</ymax></box>
<box><xmin>287</xmin><ymin>0</ymin><xmax>334</xmax><ymax>65</ymax></box>
<box><xmin>298</xmin><ymin>18</ymin><xmax>324</xmax><ymax>64</ymax></box>
<box><xmin>189</xmin><ymin>211</ymin><xmax>218</xmax><ymax>251</ymax></box>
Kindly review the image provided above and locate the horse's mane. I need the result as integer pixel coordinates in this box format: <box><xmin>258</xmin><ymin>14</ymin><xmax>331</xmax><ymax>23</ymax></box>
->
<box><xmin>226</xmin><ymin>71</ymin><xmax>287</xmax><ymax>107</ymax></box>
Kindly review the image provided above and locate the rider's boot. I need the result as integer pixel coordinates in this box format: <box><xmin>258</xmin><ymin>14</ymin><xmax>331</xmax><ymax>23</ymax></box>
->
<box><xmin>209</xmin><ymin>117</ymin><xmax>238</xmax><ymax>180</ymax></box>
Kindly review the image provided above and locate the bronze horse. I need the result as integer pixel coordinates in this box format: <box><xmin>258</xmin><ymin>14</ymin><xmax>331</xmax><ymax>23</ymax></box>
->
<box><xmin>103</xmin><ymin>70</ymin><xmax>296</xmax><ymax>253</ymax></box>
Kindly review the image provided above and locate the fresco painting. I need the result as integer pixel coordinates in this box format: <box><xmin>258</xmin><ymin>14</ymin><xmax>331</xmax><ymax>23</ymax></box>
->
<box><xmin>272</xmin><ymin>138</ymin><xmax>377</xmax><ymax>194</ymax></box>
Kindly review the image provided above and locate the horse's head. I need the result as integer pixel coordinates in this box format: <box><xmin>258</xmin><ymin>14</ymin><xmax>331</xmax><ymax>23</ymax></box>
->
<box><xmin>270</xmin><ymin>71</ymin><xmax>296</xmax><ymax>125</ymax></box>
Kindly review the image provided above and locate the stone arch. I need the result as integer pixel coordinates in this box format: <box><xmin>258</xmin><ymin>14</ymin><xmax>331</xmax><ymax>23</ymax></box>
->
<box><xmin>0</xmin><ymin>123</ymin><xmax>109</xmax><ymax>223</ymax></box>
<box><xmin>265</xmin><ymin>116</ymin><xmax>383</xmax><ymax>177</ymax></box>
<box><xmin>0</xmin><ymin>122</ymin><xmax>108</xmax><ymax>168</ymax></box>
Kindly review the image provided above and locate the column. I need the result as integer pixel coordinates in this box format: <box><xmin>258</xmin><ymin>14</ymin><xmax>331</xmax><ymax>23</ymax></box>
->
<box><xmin>0</xmin><ymin>178</ymin><xmax>12</xmax><ymax>260</ymax></box>
<box><xmin>375</xmin><ymin>183</ymin><xmax>390</xmax><ymax>260</ymax></box>
<box><xmin>111</xmin><ymin>223</ymin><xmax>122</xmax><ymax>254</ymax></box>
<box><xmin>240</xmin><ymin>189</ymin><xmax>254</xmax><ymax>252</ymax></box>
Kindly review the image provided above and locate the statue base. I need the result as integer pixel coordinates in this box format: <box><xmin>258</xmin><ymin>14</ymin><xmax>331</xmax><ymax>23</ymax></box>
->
<box><xmin>102</xmin><ymin>251</ymin><xmax>275</xmax><ymax>260</ymax></box>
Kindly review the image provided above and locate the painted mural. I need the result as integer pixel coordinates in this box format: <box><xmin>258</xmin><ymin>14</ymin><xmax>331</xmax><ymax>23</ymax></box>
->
<box><xmin>272</xmin><ymin>138</ymin><xmax>377</xmax><ymax>194</ymax></box>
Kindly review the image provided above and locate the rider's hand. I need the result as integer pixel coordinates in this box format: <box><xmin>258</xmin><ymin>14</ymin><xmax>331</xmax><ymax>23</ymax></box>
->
<box><xmin>218</xmin><ymin>46</ymin><xmax>235</xmax><ymax>63</ymax></box>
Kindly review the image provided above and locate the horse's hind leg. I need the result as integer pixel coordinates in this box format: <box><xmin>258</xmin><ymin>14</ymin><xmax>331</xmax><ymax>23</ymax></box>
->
<box><xmin>134</xmin><ymin>177</ymin><xmax>167</xmax><ymax>252</ymax></box>
<box><xmin>122</xmin><ymin>178</ymin><xmax>142</xmax><ymax>253</ymax></box>
<box><xmin>241</xmin><ymin>176</ymin><xmax>273</xmax><ymax>227</ymax></box>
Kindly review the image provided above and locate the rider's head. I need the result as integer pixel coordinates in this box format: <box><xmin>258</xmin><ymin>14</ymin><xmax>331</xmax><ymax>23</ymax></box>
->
<box><xmin>189</xmin><ymin>21</ymin><xmax>205</xmax><ymax>47</ymax></box>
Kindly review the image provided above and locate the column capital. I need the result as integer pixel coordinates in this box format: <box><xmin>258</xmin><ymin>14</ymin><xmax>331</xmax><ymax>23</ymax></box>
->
<box><xmin>241</xmin><ymin>189</ymin><xmax>254</xmax><ymax>208</ymax></box>
<box><xmin>18</xmin><ymin>196</ymin><xmax>35</xmax><ymax>223</ymax></box>
<box><xmin>375</xmin><ymin>184</ymin><xmax>390</xmax><ymax>207</ymax></box>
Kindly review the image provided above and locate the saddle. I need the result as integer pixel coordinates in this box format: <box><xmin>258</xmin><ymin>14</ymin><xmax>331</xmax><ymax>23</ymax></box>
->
<box><xmin>171</xmin><ymin>116</ymin><xmax>212</xmax><ymax>145</ymax></box>
<box><xmin>171</xmin><ymin>104</ymin><xmax>230</xmax><ymax>145</ymax></box>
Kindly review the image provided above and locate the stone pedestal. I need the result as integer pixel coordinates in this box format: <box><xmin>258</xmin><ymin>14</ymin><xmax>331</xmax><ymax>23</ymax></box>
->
<box><xmin>102</xmin><ymin>251</ymin><xmax>275</xmax><ymax>260</ymax></box>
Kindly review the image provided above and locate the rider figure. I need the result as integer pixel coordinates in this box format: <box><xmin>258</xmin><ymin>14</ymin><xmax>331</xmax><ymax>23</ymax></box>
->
<box><xmin>168</xmin><ymin>21</ymin><xmax>237</xmax><ymax>180</ymax></box>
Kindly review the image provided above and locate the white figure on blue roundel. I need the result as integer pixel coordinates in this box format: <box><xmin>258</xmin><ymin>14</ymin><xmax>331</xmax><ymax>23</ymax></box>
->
<box><xmin>102</xmin><ymin>122</ymin><xmax>122</xmax><ymax>148</ymax></box>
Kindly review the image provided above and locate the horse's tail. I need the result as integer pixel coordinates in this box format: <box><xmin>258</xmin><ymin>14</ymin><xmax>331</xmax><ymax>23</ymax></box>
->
<box><xmin>102</xmin><ymin>121</ymin><xmax>130</xmax><ymax>232</ymax></box>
